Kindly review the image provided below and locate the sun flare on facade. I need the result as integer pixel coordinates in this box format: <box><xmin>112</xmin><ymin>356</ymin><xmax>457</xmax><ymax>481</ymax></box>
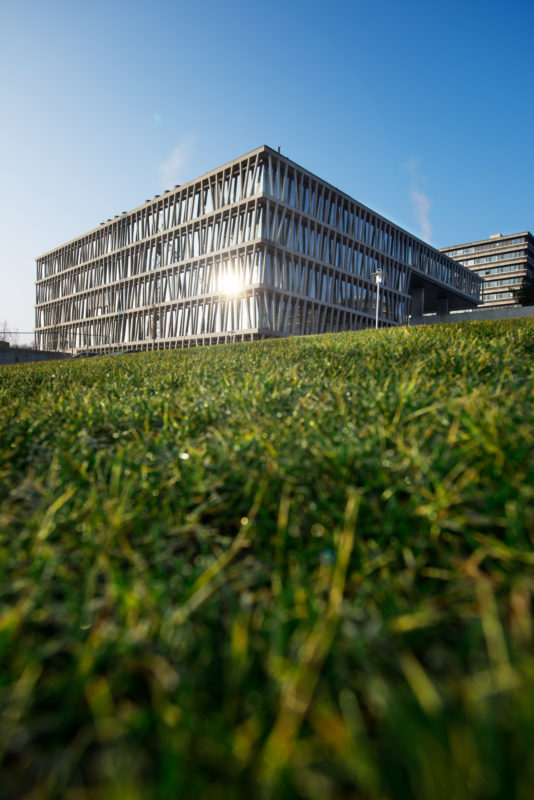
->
<box><xmin>220</xmin><ymin>269</ymin><xmax>242</xmax><ymax>297</ymax></box>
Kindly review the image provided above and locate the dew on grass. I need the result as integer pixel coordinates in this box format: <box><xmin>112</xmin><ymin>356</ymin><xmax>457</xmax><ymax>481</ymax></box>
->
<box><xmin>319</xmin><ymin>547</ymin><xmax>336</xmax><ymax>565</ymax></box>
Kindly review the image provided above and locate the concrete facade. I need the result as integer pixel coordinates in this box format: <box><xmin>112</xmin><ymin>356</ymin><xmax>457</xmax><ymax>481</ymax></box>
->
<box><xmin>35</xmin><ymin>146</ymin><xmax>482</xmax><ymax>353</ymax></box>
<box><xmin>441</xmin><ymin>232</ymin><xmax>534</xmax><ymax>309</ymax></box>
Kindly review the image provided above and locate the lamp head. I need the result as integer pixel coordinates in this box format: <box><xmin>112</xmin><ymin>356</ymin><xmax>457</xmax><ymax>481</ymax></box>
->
<box><xmin>371</xmin><ymin>268</ymin><xmax>384</xmax><ymax>285</ymax></box>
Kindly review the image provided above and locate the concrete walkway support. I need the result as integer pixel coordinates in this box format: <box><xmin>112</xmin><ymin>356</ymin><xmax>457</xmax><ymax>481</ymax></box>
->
<box><xmin>410</xmin><ymin>304</ymin><xmax>534</xmax><ymax>326</ymax></box>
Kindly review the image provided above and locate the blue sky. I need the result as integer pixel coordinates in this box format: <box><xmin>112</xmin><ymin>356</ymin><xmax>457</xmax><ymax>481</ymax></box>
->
<box><xmin>1</xmin><ymin>0</ymin><xmax>533</xmax><ymax>337</ymax></box>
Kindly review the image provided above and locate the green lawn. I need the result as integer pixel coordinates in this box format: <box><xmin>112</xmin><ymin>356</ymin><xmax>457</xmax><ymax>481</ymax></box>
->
<box><xmin>1</xmin><ymin>319</ymin><xmax>533</xmax><ymax>799</ymax></box>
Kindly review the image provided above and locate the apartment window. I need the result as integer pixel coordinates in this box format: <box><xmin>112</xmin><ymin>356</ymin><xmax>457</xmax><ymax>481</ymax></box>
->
<box><xmin>475</xmin><ymin>263</ymin><xmax>523</xmax><ymax>276</ymax></box>
<box><xmin>484</xmin><ymin>276</ymin><xmax>521</xmax><ymax>287</ymax></box>
<box><xmin>484</xmin><ymin>291</ymin><xmax>515</xmax><ymax>301</ymax></box>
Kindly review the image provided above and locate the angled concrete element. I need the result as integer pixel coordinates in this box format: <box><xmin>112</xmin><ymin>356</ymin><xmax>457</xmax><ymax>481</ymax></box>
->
<box><xmin>35</xmin><ymin>147</ymin><xmax>482</xmax><ymax>352</ymax></box>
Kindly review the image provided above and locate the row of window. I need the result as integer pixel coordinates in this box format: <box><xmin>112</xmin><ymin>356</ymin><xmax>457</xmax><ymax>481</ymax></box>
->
<box><xmin>38</xmin><ymin>295</ymin><xmax>261</xmax><ymax>345</ymax></box>
<box><xmin>475</xmin><ymin>263</ymin><xmax>523</xmax><ymax>276</ymax></box>
<box><xmin>484</xmin><ymin>291</ymin><xmax>516</xmax><ymax>301</ymax></box>
<box><xmin>36</xmin><ymin>244</ymin><xmax>406</xmax><ymax>325</ymax></box>
<box><xmin>458</xmin><ymin>250</ymin><xmax>524</xmax><ymax>267</ymax></box>
<box><xmin>483</xmin><ymin>276</ymin><xmax>521</xmax><ymax>288</ymax></box>
<box><xmin>37</xmin><ymin>248</ymin><xmax>263</xmax><ymax>306</ymax></box>
<box><xmin>36</xmin><ymin>287</ymin><xmax>406</xmax><ymax>350</ymax></box>
<box><xmin>446</xmin><ymin>237</ymin><xmax>525</xmax><ymax>257</ymax></box>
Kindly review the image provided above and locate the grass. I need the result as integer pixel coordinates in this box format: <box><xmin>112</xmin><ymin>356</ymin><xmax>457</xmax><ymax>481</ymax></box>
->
<box><xmin>0</xmin><ymin>318</ymin><xmax>533</xmax><ymax>799</ymax></box>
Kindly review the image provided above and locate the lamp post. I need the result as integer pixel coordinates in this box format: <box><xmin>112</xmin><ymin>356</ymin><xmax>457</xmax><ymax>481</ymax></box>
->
<box><xmin>221</xmin><ymin>265</ymin><xmax>241</xmax><ymax>344</ymax></box>
<box><xmin>371</xmin><ymin>268</ymin><xmax>384</xmax><ymax>329</ymax></box>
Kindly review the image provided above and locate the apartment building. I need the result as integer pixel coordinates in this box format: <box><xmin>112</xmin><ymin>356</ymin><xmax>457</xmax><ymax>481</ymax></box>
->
<box><xmin>441</xmin><ymin>232</ymin><xmax>534</xmax><ymax>308</ymax></box>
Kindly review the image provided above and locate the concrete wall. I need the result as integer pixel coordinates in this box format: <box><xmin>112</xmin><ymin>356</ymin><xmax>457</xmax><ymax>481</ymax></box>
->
<box><xmin>0</xmin><ymin>347</ymin><xmax>70</xmax><ymax>365</ymax></box>
<box><xmin>410</xmin><ymin>305</ymin><xmax>534</xmax><ymax>326</ymax></box>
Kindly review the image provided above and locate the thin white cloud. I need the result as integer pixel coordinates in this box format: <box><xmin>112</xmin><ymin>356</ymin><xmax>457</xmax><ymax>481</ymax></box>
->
<box><xmin>405</xmin><ymin>158</ymin><xmax>433</xmax><ymax>243</ymax></box>
<box><xmin>411</xmin><ymin>188</ymin><xmax>432</xmax><ymax>242</ymax></box>
<box><xmin>159</xmin><ymin>138</ymin><xmax>194</xmax><ymax>188</ymax></box>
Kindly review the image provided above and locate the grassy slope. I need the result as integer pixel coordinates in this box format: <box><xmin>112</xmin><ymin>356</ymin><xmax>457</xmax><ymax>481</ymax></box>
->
<box><xmin>1</xmin><ymin>319</ymin><xmax>534</xmax><ymax>799</ymax></box>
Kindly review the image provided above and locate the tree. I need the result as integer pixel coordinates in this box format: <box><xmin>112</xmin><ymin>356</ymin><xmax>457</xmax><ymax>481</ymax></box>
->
<box><xmin>514</xmin><ymin>274</ymin><xmax>534</xmax><ymax>306</ymax></box>
<box><xmin>0</xmin><ymin>321</ymin><xmax>19</xmax><ymax>346</ymax></box>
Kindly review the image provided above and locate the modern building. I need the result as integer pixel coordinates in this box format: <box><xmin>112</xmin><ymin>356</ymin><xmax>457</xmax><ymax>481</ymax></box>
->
<box><xmin>35</xmin><ymin>146</ymin><xmax>482</xmax><ymax>352</ymax></box>
<box><xmin>441</xmin><ymin>232</ymin><xmax>534</xmax><ymax>309</ymax></box>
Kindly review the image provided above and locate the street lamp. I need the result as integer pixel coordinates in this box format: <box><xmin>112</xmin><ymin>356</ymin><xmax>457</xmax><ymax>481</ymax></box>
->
<box><xmin>371</xmin><ymin>268</ymin><xmax>384</xmax><ymax>329</ymax></box>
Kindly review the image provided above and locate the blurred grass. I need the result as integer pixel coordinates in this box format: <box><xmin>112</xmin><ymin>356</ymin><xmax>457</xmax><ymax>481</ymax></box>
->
<box><xmin>0</xmin><ymin>318</ymin><xmax>533</xmax><ymax>799</ymax></box>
